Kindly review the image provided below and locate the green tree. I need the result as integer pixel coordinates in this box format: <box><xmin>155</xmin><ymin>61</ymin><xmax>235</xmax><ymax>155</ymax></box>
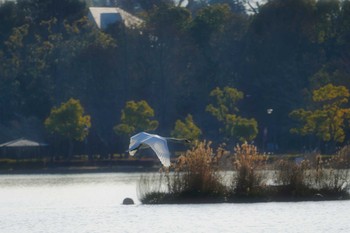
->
<box><xmin>0</xmin><ymin>11</ymin><xmax>116</xmax><ymax>118</ymax></box>
<box><xmin>206</xmin><ymin>86</ymin><xmax>258</xmax><ymax>142</ymax></box>
<box><xmin>17</xmin><ymin>0</ymin><xmax>86</xmax><ymax>24</ymax></box>
<box><xmin>0</xmin><ymin>1</ymin><xmax>26</xmax><ymax>42</ymax></box>
<box><xmin>208</xmin><ymin>0</ymin><xmax>246</xmax><ymax>14</ymax></box>
<box><xmin>114</xmin><ymin>100</ymin><xmax>159</xmax><ymax>136</ymax></box>
<box><xmin>171</xmin><ymin>114</ymin><xmax>202</xmax><ymax>141</ymax></box>
<box><xmin>241</xmin><ymin>0</ymin><xmax>323</xmax><ymax>149</ymax></box>
<box><xmin>44</xmin><ymin>98</ymin><xmax>91</xmax><ymax>158</ymax></box>
<box><xmin>148</xmin><ymin>5</ymin><xmax>192</xmax><ymax>36</ymax></box>
<box><xmin>118</xmin><ymin>0</ymin><xmax>173</xmax><ymax>12</ymax></box>
<box><xmin>225</xmin><ymin>115</ymin><xmax>259</xmax><ymax>142</ymax></box>
<box><xmin>191</xmin><ymin>4</ymin><xmax>231</xmax><ymax>46</ymax></box>
<box><xmin>290</xmin><ymin>84</ymin><xmax>350</xmax><ymax>152</ymax></box>
<box><xmin>206</xmin><ymin>86</ymin><xmax>243</xmax><ymax>121</ymax></box>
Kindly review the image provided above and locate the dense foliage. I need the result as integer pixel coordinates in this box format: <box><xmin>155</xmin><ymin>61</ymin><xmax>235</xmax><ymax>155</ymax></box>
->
<box><xmin>171</xmin><ymin>114</ymin><xmax>202</xmax><ymax>141</ymax></box>
<box><xmin>206</xmin><ymin>86</ymin><xmax>258</xmax><ymax>143</ymax></box>
<box><xmin>44</xmin><ymin>98</ymin><xmax>91</xmax><ymax>157</ymax></box>
<box><xmin>114</xmin><ymin>100</ymin><xmax>159</xmax><ymax>136</ymax></box>
<box><xmin>290</xmin><ymin>84</ymin><xmax>350</xmax><ymax>153</ymax></box>
<box><xmin>1</xmin><ymin>0</ymin><xmax>350</xmax><ymax>155</ymax></box>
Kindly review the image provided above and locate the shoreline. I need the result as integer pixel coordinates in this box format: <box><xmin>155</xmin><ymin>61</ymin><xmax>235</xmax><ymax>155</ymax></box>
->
<box><xmin>0</xmin><ymin>159</ymin><xmax>162</xmax><ymax>174</ymax></box>
<box><xmin>0</xmin><ymin>166</ymin><xmax>160</xmax><ymax>175</ymax></box>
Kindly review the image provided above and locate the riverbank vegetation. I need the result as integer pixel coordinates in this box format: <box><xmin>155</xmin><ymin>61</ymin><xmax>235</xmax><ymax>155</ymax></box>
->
<box><xmin>138</xmin><ymin>142</ymin><xmax>350</xmax><ymax>204</ymax></box>
<box><xmin>2</xmin><ymin>0</ymin><xmax>350</xmax><ymax>157</ymax></box>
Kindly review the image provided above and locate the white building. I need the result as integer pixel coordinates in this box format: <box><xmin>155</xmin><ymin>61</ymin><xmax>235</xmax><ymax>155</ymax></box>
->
<box><xmin>88</xmin><ymin>7</ymin><xmax>143</xmax><ymax>30</ymax></box>
<box><xmin>0</xmin><ymin>0</ymin><xmax>16</xmax><ymax>5</ymax></box>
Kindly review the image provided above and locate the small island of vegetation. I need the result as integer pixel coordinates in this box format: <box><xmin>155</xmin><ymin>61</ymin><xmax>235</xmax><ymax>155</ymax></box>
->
<box><xmin>138</xmin><ymin>141</ymin><xmax>350</xmax><ymax>204</ymax></box>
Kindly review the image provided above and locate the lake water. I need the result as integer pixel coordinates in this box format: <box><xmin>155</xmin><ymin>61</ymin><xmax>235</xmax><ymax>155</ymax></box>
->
<box><xmin>0</xmin><ymin>173</ymin><xmax>349</xmax><ymax>233</ymax></box>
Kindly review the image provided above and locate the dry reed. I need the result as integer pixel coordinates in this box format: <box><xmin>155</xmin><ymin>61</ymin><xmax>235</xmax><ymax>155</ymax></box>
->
<box><xmin>138</xmin><ymin>141</ymin><xmax>350</xmax><ymax>204</ymax></box>
<box><xmin>232</xmin><ymin>142</ymin><xmax>269</xmax><ymax>197</ymax></box>
<box><xmin>169</xmin><ymin>141</ymin><xmax>226</xmax><ymax>199</ymax></box>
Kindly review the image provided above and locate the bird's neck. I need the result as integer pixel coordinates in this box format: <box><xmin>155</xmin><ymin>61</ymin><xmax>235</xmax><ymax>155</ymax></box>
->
<box><xmin>165</xmin><ymin>137</ymin><xmax>188</xmax><ymax>143</ymax></box>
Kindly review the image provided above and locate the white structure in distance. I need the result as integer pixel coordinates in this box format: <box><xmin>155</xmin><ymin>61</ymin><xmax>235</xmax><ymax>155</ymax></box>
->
<box><xmin>88</xmin><ymin>7</ymin><xmax>143</xmax><ymax>30</ymax></box>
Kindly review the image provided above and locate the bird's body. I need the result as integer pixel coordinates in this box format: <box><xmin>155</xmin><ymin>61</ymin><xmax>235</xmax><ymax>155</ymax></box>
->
<box><xmin>128</xmin><ymin>132</ymin><xmax>189</xmax><ymax>167</ymax></box>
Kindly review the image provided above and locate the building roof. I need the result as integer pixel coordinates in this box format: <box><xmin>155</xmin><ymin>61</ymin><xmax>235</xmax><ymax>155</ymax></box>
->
<box><xmin>0</xmin><ymin>138</ymin><xmax>48</xmax><ymax>147</ymax></box>
<box><xmin>88</xmin><ymin>7</ymin><xmax>143</xmax><ymax>30</ymax></box>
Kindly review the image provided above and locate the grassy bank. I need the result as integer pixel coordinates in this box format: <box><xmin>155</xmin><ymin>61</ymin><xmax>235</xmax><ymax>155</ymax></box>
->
<box><xmin>138</xmin><ymin>142</ymin><xmax>350</xmax><ymax>204</ymax></box>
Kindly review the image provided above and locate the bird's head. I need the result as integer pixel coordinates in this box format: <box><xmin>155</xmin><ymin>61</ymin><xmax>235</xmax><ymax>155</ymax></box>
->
<box><xmin>184</xmin><ymin>139</ymin><xmax>192</xmax><ymax>144</ymax></box>
<box><xmin>128</xmin><ymin>149</ymin><xmax>137</xmax><ymax>156</ymax></box>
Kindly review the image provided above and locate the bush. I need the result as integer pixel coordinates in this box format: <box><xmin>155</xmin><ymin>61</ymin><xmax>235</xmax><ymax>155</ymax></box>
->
<box><xmin>170</xmin><ymin>141</ymin><xmax>226</xmax><ymax>199</ymax></box>
<box><xmin>313</xmin><ymin>153</ymin><xmax>349</xmax><ymax>194</ymax></box>
<box><xmin>231</xmin><ymin>142</ymin><xmax>268</xmax><ymax>197</ymax></box>
<box><xmin>137</xmin><ymin>173</ymin><xmax>170</xmax><ymax>204</ymax></box>
<box><xmin>274</xmin><ymin>151</ymin><xmax>349</xmax><ymax>198</ymax></box>
<box><xmin>138</xmin><ymin>142</ymin><xmax>350</xmax><ymax>204</ymax></box>
<box><xmin>138</xmin><ymin>141</ymin><xmax>227</xmax><ymax>203</ymax></box>
<box><xmin>275</xmin><ymin>159</ymin><xmax>313</xmax><ymax>196</ymax></box>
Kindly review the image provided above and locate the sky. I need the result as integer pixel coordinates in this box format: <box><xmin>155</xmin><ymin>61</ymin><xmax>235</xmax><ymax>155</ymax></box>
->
<box><xmin>176</xmin><ymin>0</ymin><xmax>268</xmax><ymax>5</ymax></box>
<box><xmin>175</xmin><ymin>0</ymin><xmax>268</xmax><ymax>11</ymax></box>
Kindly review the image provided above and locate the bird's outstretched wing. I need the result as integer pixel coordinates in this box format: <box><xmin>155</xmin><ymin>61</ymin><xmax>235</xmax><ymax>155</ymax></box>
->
<box><xmin>143</xmin><ymin>136</ymin><xmax>171</xmax><ymax>167</ymax></box>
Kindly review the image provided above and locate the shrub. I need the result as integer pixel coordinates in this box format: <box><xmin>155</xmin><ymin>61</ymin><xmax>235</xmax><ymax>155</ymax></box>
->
<box><xmin>275</xmin><ymin>159</ymin><xmax>312</xmax><ymax>196</ymax></box>
<box><xmin>313</xmin><ymin>152</ymin><xmax>349</xmax><ymax>194</ymax></box>
<box><xmin>275</xmin><ymin>151</ymin><xmax>349</xmax><ymax>198</ymax></box>
<box><xmin>138</xmin><ymin>141</ymin><xmax>227</xmax><ymax>203</ymax></box>
<box><xmin>337</xmin><ymin>145</ymin><xmax>350</xmax><ymax>169</ymax></box>
<box><xmin>169</xmin><ymin>141</ymin><xmax>226</xmax><ymax>199</ymax></box>
<box><xmin>232</xmin><ymin>142</ymin><xmax>268</xmax><ymax>197</ymax></box>
<box><xmin>137</xmin><ymin>173</ymin><xmax>170</xmax><ymax>204</ymax></box>
<box><xmin>138</xmin><ymin>141</ymin><xmax>350</xmax><ymax>204</ymax></box>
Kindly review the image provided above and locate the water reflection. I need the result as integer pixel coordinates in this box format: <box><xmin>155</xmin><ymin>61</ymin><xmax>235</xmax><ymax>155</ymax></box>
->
<box><xmin>0</xmin><ymin>173</ymin><xmax>144</xmax><ymax>187</ymax></box>
<box><xmin>0</xmin><ymin>173</ymin><xmax>350</xmax><ymax>233</ymax></box>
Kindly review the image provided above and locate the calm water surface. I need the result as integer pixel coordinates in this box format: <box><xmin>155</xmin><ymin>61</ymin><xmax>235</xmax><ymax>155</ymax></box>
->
<box><xmin>0</xmin><ymin>173</ymin><xmax>349</xmax><ymax>233</ymax></box>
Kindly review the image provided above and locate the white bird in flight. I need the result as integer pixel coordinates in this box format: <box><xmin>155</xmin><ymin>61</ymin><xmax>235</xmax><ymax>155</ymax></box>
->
<box><xmin>127</xmin><ymin>132</ymin><xmax>190</xmax><ymax>167</ymax></box>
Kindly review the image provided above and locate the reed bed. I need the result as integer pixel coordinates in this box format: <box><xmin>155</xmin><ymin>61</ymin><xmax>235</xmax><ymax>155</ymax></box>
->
<box><xmin>138</xmin><ymin>141</ymin><xmax>350</xmax><ymax>204</ymax></box>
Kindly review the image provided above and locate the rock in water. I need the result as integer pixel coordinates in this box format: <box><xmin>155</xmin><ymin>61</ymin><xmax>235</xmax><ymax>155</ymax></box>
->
<box><xmin>123</xmin><ymin>197</ymin><xmax>134</xmax><ymax>205</ymax></box>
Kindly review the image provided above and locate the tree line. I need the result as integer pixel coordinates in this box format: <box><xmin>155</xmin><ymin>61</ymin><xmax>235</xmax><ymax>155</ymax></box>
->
<box><xmin>1</xmin><ymin>0</ymin><xmax>350</xmax><ymax>157</ymax></box>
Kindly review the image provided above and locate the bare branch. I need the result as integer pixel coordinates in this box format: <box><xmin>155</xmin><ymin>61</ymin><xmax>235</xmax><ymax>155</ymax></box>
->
<box><xmin>244</xmin><ymin>0</ymin><xmax>259</xmax><ymax>14</ymax></box>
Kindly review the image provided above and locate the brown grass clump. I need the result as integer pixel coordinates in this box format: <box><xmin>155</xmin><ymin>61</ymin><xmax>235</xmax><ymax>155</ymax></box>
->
<box><xmin>169</xmin><ymin>141</ymin><xmax>226</xmax><ymax>200</ymax></box>
<box><xmin>137</xmin><ymin>173</ymin><xmax>169</xmax><ymax>204</ymax></box>
<box><xmin>138</xmin><ymin>142</ymin><xmax>350</xmax><ymax>204</ymax></box>
<box><xmin>337</xmin><ymin>145</ymin><xmax>350</xmax><ymax>169</ymax></box>
<box><xmin>139</xmin><ymin>141</ymin><xmax>227</xmax><ymax>203</ymax></box>
<box><xmin>232</xmin><ymin>142</ymin><xmax>268</xmax><ymax>197</ymax></box>
<box><xmin>274</xmin><ymin>151</ymin><xmax>349</xmax><ymax>198</ymax></box>
<box><xmin>312</xmin><ymin>152</ymin><xmax>349</xmax><ymax>193</ymax></box>
<box><xmin>275</xmin><ymin>159</ymin><xmax>312</xmax><ymax>196</ymax></box>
